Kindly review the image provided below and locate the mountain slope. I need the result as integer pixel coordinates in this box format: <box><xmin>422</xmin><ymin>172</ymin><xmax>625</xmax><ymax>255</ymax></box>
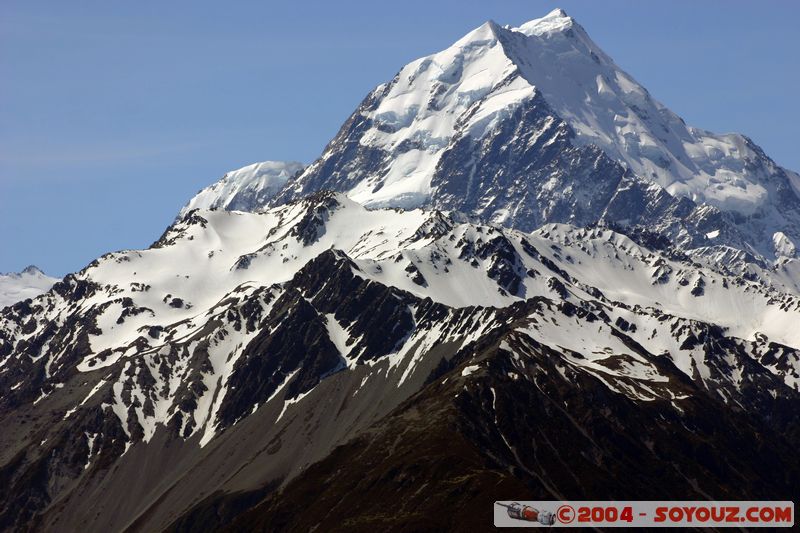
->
<box><xmin>180</xmin><ymin>161</ymin><xmax>305</xmax><ymax>218</ymax></box>
<box><xmin>1</xmin><ymin>8</ymin><xmax>799</xmax><ymax>533</ymax></box>
<box><xmin>270</xmin><ymin>9</ymin><xmax>800</xmax><ymax>262</ymax></box>
<box><xmin>199</xmin><ymin>335</ymin><xmax>799</xmax><ymax>532</ymax></box>
<box><xmin>506</xmin><ymin>10</ymin><xmax>800</xmax><ymax>215</ymax></box>
<box><xmin>0</xmin><ymin>266</ymin><xmax>58</xmax><ymax>309</ymax></box>
<box><xmin>1</xmin><ymin>194</ymin><xmax>799</xmax><ymax>531</ymax></box>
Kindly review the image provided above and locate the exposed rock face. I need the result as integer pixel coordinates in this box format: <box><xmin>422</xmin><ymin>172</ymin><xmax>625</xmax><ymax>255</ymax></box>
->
<box><xmin>2</xmin><ymin>8</ymin><xmax>800</xmax><ymax>533</ymax></box>
<box><xmin>269</xmin><ymin>10</ymin><xmax>800</xmax><ymax>266</ymax></box>
<box><xmin>1</xmin><ymin>193</ymin><xmax>800</xmax><ymax>531</ymax></box>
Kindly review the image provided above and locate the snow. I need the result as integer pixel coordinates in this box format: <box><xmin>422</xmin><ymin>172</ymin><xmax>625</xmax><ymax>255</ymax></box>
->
<box><xmin>80</xmin><ymin>379</ymin><xmax>107</xmax><ymax>406</ymax></box>
<box><xmin>0</xmin><ymin>266</ymin><xmax>58</xmax><ymax>308</ymax></box>
<box><xmin>515</xmin><ymin>8</ymin><xmax>574</xmax><ymax>36</ymax></box>
<box><xmin>275</xmin><ymin>386</ymin><xmax>313</xmax><ymax>423</ymax></box>
<box><xmin>84</xmin><ymin>432</ymin><xmax>98</xmax><ymax>470</ymax></box>
<box><xmin>535</xmin><ymin>223</ymin><xmax>800</xmax><ymax>356</ymax></box>
<box><xmin>287</xmin><ymin>7</ymin><xmax>798</xmax><ymax>238</ymax></box>
<box><xmin>773</xmin><ymin>231</ymin><xmax>796</xmax><ymax>258</ymax></box>
<box><xmin>4</xmin><ymin>195</ymin><xmax>799</xmax><ymax>445</ymax></box>
<box><xmin>336</xmin><ymin>19</ymin><xmax>525</xmax><ymax>209</ymax></box>
<box><xmin>180</xmin><ymin>160</ymin><xmax>305</xmax><ymax>217</ymax></box>
<box><xmin>33</xmin><ymin>389</ymin><xmax>49</xmax><ymax>405</ymax></box>
<box><xmin>461</xmin><ymin>364</ymin><xmax>480</xmax><ymax>376</ymax></box>
<box><xmin>5</xmin><ymin>50</ymin><xmax>800</xmax><ymax>444</ymax></box>
<box><xmin>12</xmin><ymin>197</ymin><xmax>800</xmax><ymax>398</ymax></box>
<box><xmin>110</xmin><ymin>377</ymin><xmax>131</xmax><ymax>438</ymax></box>
<box><xmin>324</xmin><ymin>314</ymin><xmax>355</xmax><ymax>365</ymax></box>
<box><xmin>265</xmin><ymin>369</ymin><xmax>299</xmax><ymax>405</ymax></box>
<box><xmin>501</xmin><ymin>14</ymin><xmax>786</xmax><ymax>219</ymax></box>
<box><xmin>196</xmin><ymin>292</ymin><xmax>277</xmax><ymax>446</ymax></box>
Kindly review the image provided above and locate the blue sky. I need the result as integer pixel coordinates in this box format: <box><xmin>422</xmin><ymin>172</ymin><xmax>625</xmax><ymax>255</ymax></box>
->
<box><xmin>2</xmin><ymin>0</ymin><xmax>799</xmax><ymax>276</ymax></box>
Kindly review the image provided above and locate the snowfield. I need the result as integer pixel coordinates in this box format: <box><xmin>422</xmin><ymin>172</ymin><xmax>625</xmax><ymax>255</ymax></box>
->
<box><xmin>0</xmin><ymin>266</ymin><xmax>58</xmax><ymax>309</ymax></box>
<box><xmin>272</xmin><ymin>8</ymin><xmax>800</xmax><ymax>263</ymax></box>
<box><xmin>3</xmin><ymin>194</ymin><xmax>800</xmax><ymax>451</ymax></box>
<box><xmin>2</xmin><ymin>9</ymin><xmax>800</xmax><ymax>530</ymax></box>
<box><xmin>180</xmin><ymin>160</ymin><xmax>305</xmax><ymax>217</ymax></box>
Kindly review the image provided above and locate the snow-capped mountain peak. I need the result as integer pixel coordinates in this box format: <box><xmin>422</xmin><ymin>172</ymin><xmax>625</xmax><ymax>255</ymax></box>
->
<box><xmin>180</xmin><ymin>160</ymin><xmax>305</xmax><ymax>217</ymax></box>
<box><xmin>272</xmin><ymin>10</ymin><xmax>800</xmax><ymax>262</ymax></box>
<box><xmin>278</xmin><ymin>18</ymin><xmax>532</xmax><ymax>209</ymax></box>
<box><xmin>19</xmin><ymin>265</ymin><xmax>44</xmax><ymax>276</ymax></box>
<box><xmin>3</xmin><ymin>10</ymin><xmax>800</xmax><ymax>529</ymax></box>
<box><xmin>0</xmin><ymin>265</ymin><xmax>58</xmax><ymax>308</ymax></box>
<box><xmin>498</xmin><ymin>14</ymin><xmax>771</xmax><ymax>215</ymax></box>
<box><xmin>515</xmin><ymin>7</ymin><xmax>575</xmax><ymax>36</ymax></box>
<box><xmin>3</xmin><ymin>192</ymin><xmax>800</xmax><ymax>530</ymax></box>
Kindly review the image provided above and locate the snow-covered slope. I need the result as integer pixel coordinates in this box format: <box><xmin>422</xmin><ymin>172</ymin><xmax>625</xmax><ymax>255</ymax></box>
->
<box><xmin>2</xmin><ymin>9</ymin><xmax>800</xmax><ymax>531</ymax></box>
<box><xmin>508</xmin><ymin>9</ymin><xmax>789</xmax><ymax>215</ymax></box>
<box><xmin>180</xmin><ymin>161</ymin><xmax>305</xmax><ymax>217</ymax></box>
<box><xmin>3</xmin><ymin>195</ymin><xmax>800</xmax><ymax>432</ymax></box>
<box><xmin>2</xmin><ymin>198</ymin><xmax>799</xmax><ymax>531</ymax></box>
<box><xmin>0</xmin><ymin>266</ymin><xmax>58</xmax><ymax>308</ymax></box>
<box><xmin>272</xmin><ymin>9</ymin><xmax>800</xmax><ymax>261</ymax></box>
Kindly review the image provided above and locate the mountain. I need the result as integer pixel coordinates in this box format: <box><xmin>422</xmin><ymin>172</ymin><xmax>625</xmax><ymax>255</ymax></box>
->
<box><xmin>1</xmin><ymin>193</ymin><xmax>799</xmax><ymax>530</ymax></box>
<box><xmin>179</xmin><ymin>161</ymin><xmax>305</xmax><ymax>218</ymax></box>
<box><xmin>1</xmin><ymin>9</ymin><xmax>798</xmax><ymax>532</ymax></box>
<box><xmin>273</xmin><ymin>9</ymin><xmax>800</xmax><ymax>263</ymax></box>
<box><xmin>0</xmin><ymin>266</ymin><xmax>58</xmax><ymax>309</ymax></box>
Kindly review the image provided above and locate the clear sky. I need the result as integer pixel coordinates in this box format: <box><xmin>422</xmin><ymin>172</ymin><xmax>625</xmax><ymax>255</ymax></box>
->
<box><xmin>2</xmin><ymin>0</ymin><xmax>799</xmax><ymax>276</ymax></box>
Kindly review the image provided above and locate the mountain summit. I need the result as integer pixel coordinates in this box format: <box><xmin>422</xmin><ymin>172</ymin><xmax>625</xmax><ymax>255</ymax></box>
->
<box><xmin>270</xmin><ymin>9</ymin><xmax>800</xmax><ymax>261</ymax></box>
<box><xmin>0</xmin><ymin>266</ymin><xmax>57</xmax><ymax>309</ymax></box>
<box><xmin>1</xmin><ymin>10</ymin><xmax>798</xmax><ymax>532</ymax></box>
<box><xmin>180</xmin><ymin>160</ymin><xmax>305</xmax><ymax>217</ymax></box>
